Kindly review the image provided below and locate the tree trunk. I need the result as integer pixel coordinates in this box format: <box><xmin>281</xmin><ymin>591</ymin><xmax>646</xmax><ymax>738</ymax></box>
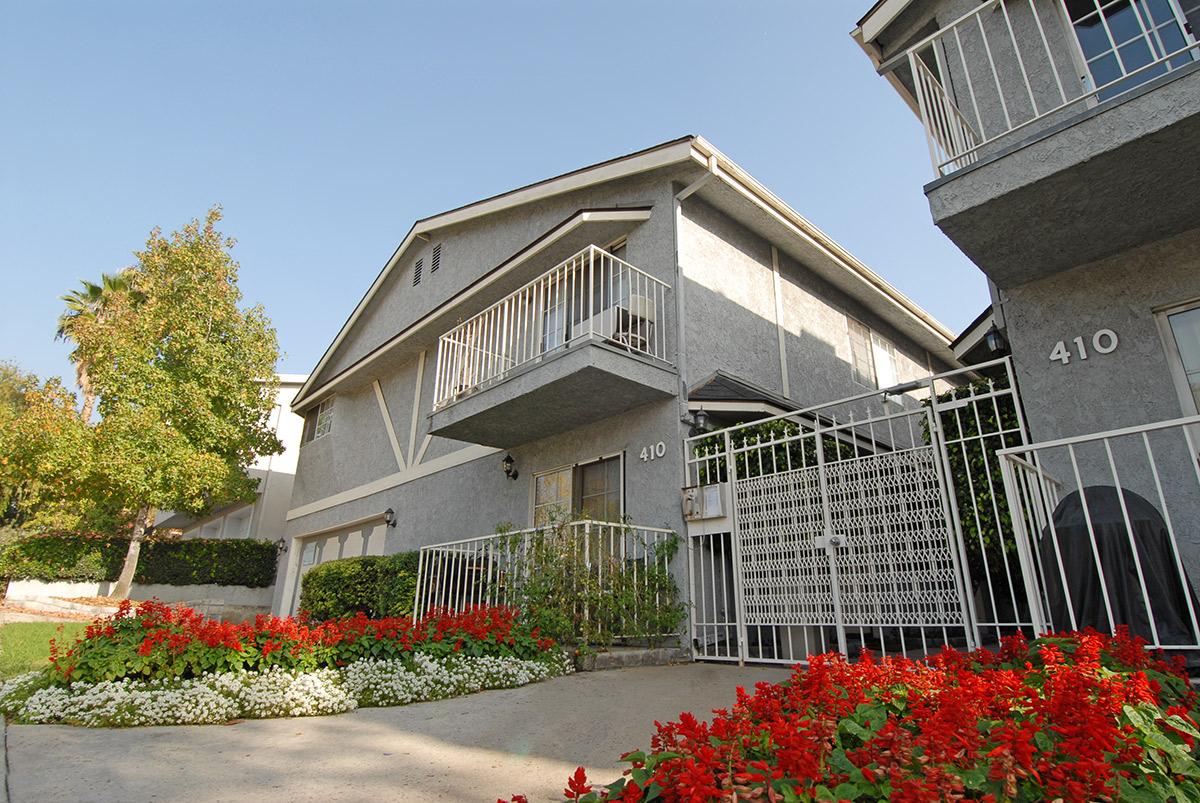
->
<box><xmin>113</xmin><ymin>505</ymin><xmax>155</xmax><ymax>599</ymax></box>
<box><xmin>77</xmin><ymin>363</ymin><xmax>95</xmax><ymax>423</ymax></box>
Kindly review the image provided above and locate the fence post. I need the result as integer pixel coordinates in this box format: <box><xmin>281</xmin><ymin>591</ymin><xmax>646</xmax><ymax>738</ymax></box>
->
<box><xmin>412</xmin><ymin>548</ymin><xmax>427</xmax><ymax>624</ymax></box>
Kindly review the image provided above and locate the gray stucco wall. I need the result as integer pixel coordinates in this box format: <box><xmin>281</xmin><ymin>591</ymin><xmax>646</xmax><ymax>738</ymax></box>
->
<box><xmin>1000</xmin><ymin>226</ymin><xmax>1200</xmax><ymax>596</ymax></box>
<box><xmin>1003</xmin><ymin>224</ymin><xmax>1200</xmax><ymax>443</ymax></box>
<box><xmin>320</xmin><ymin>168</ymin><xmax>681</xmax><ymax>382</ymax></box>
<box><xmin>678</xmin><ymin>196</ymin><xmax>945</xmax><ymax>408</ymax></box>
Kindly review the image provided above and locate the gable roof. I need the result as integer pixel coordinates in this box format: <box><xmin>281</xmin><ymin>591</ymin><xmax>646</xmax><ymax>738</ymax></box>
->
<box><xmin>688</xmin><ymin>370</ymin><xmax>793</xmax><ymax>410</ymax></box>
<box><xmin>293</xmin><ymin>135</ymin><xmax>957</xmax><ymax>411</ymax></box>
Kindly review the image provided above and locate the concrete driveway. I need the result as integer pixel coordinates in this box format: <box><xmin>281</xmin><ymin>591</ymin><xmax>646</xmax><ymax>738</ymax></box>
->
<box><xmin>5</xmin><ymin>663</ymin><xmax>791</xmax><ymax>803</ymax></box>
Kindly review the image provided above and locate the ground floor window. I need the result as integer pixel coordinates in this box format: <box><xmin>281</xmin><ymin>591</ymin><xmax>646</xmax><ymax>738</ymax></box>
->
<box><xmin>1160</xmin><ymin>300</ymin><xmax>1200</xmax><ymax>414</ymax></box>
<box><xmin>532</xmin><ymin>454</ymin><xmax>623</xmax><ymax>526</ymax></box>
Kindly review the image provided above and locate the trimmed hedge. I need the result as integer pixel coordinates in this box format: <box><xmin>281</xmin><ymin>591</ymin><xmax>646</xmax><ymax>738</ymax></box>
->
<box><xmin>299</xmin><ymin>552</ymin><xmax>420</xmax><ymax>621</ymax></box>
<box><xmin>0</xmin><ymin>534</ymin><xmax>277</xmax><ymax>588</ymax></box>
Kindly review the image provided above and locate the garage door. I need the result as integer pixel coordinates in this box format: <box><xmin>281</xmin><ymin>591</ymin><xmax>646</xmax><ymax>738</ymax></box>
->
<box><xmin>287</xmin><ymin>522</ymin><xmax>389</xmax><ymax>615</ymax></box>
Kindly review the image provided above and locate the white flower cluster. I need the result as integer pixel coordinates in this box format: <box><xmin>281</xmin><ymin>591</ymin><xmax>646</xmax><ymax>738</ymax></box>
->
<box><xmin>342</xmin><ymin>651</ymin><xmax>571</xmax><ymax>707</ymax></box>
<box><xmin>0</xmin><ymin>651</ymin><xmax>572</xmax><ymax>728</ymax></box>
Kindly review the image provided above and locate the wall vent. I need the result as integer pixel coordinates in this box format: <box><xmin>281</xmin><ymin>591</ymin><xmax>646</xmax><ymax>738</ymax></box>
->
<box><xmin>431</xmin><ymin>243</ymin><xmax>441</xmax><ymax>272</ymax></box>
<box><xmin>413</xmin><ymin>258</ymin><xmax>423</xmax><ymax>286</ymax></box>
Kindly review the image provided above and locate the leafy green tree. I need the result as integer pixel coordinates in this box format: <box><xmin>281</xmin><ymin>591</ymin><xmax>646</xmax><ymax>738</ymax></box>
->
<box><xmin>0</xmin><ymin>376</ymin><xmax>92</xmax><ymax>531</ymax></box>
<box><xmin>69</xmin><ymin>207</ymin><xmax>282</xmax><ymax>597</ymax></box>
<box><xmin>55</xmin><ymin>271</ymin><xmax>142</xmax><ymax>423</ymax></box>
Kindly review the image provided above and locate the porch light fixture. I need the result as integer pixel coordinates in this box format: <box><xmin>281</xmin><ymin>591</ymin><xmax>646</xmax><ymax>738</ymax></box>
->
<box><xmin>274</xmin><ymin>537</ymin><xmax>287</xmax><ymax>555</ymax></box>
<box><xmin>687</xmin><ymin>408</ymin><xmax>711</xmax><ymax>438</ymax></box>
<box><xmin>502</xmin><ymin>453</ymin><xmax>519</xmax><ymax>481</ymax></box>
<box><xmin>383</xmin><ymin>508</ymin><xmax>397</xmax><ymax>528</ymax></box>
<box><xmin>984</xmin><ymin>325</ymin><xmax>1008</xmax><ymax>355</ymax></box>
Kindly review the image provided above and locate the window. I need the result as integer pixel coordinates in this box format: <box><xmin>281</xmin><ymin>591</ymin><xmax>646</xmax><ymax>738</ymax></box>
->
<box><xmin>541</xmin><ymin>282</ymin><xmax>568</xmax><ymax>352</ymax></box>
<box><xmin>1063</xmin><ymin>0</ymin><xmax>1195</xmax><ymax>101</ymax></box>
<box><xmin>302</xmin><ymin>399</ymin><xmax>333</xmax><ymax>443</ymax></box>
<box><xmin>533</xmin><ymin>466</ymin><xmax>573</xmax><ymax>526</ymax></box>
<box><xmin>848</xmin><ymin>318</ymin><xmax>899</xmax><ymax>390</ymax></box>
<box><xmin>872</xmin><ymin>332</ymin><xmax>899</xmax><ymax>390</ymax></box>
<box><xmin>1160</xmin><ymin>301</ymin><xmax>1200</xmax><ymax>414</ymax></box>
<box><xmin>532</xmin><ymin>455</ymin><xmax>623</xmax><ymax>526</ymax></box>
<box><xmin>577</xmin><ymin>456</ymin><xmax>622</xmax><ymax>521</ymax></box>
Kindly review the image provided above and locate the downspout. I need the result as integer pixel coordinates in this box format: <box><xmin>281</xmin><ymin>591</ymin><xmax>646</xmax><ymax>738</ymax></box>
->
<box><xmin>672</xmin><ymin>154</ymin><xmax>717</xmax><ymax>419</ymax></box>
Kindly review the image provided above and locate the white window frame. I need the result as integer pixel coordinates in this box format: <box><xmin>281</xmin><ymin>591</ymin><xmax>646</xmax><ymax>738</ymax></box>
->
<box><xmin>847</xmin><ymin>317</ymin><xmax>877</xmax><ymax>388</ymax></box>
<box><xmin>1155</xmin><ymin>296</ymin><xmax>1200</xmax><ymax>416</ymax></box>
<box><xmin>302</xmin><ymin>398</ymin><xmax>334</xmax><ymax>444</ymax></box>
<box><xmin>530</xmin><ymin>452</ymin><xmax>625</xmax><ymax>526</ymax></box>
<box><xmin>1058</xmin><ymin>0</ymin><xmax>1197</xmax><ymax>100</ymax></box>
<box><xmin>847</xmin><ymin>316</ymin><xmax>903</xmax><ymax>392</ymax></box>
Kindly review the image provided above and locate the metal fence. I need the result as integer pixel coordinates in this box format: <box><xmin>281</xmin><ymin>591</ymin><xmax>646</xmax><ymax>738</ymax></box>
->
<box><xmin>413</xmin><ymin>519</ymin><xmax>678</xmax><ymax>641</ymax></box>
<box><xmin>432</xmin><ymin>245</ymin><xmax>670</xmax><ymax>409</ymax></box>
<box><xmin>999</xmin><ymin>415</ymin><xmax>1200</xmax><ymax>653</ymax></box>
<box><xmin>907</xmin><ymin>0</ymin><xmax>1199</xmax><ymax>175</ymax></box>
<box><xmin>684</xmin><ymin>358</ymin><xmax>1033</xmax><ymax>664</ymax></box>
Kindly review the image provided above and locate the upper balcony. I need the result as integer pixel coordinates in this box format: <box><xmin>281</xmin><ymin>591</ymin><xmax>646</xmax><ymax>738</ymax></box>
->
<box><xmin>427</xmin><ymin>245</ymin><xmax>676</xmax><ymax>447</ymax></box>
<box><xmin>890</xmin><ymin>0</ymin><xmax>1200</xmax><ymax>287</ymax></box>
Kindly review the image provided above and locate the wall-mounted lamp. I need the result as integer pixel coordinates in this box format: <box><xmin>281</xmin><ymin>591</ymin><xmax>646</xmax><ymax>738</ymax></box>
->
<box><xmin>274</xmin><ymin>537</ymin><xmax>287</xmax><ymax>555</ymax></box>
<box><xmin>383</xmin><ymin>508</ymin><xmax>397</xmax><ymax>528</ymax></box>
<box><xmin>502</xmin><ymin>453</ymin><xmax>519</xmax><ymax>481</ymax></box>
<box><xmin>686</xmin><ymin>408</ymin><xmax>711</xmax><ymax>438</ymax></box>
<box><xmin>984</xmin><ymin>325</ymin><xmax>1008</xmax><ymax>355</ymax></box>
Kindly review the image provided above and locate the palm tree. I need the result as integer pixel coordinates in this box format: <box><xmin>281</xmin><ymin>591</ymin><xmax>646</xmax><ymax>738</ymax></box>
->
<box><xmin>56</xmin><ymin>270</ymin><xmax>141</xmax><ymax>422</ymax></box>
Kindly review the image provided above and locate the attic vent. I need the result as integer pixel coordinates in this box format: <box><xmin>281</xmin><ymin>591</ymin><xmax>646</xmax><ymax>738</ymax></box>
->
<box><xmin>413</xmin><ymin>258</ymin><xmax>423</xmax><ymax>286</ymax></box>
<box><xmin>431</xmin><ymin>243</ymin><xmax>441</xmax><ymax>272</ymax></box>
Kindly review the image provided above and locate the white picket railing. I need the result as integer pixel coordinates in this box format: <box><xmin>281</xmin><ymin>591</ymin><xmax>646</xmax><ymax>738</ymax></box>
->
<box><xmin>907</xmin><ymin>0</ymin><xmax>1199</xmax><ymax>175</ymax></box>
<box><xmin>432</xmin><ymin>245</ymin><xmax>670</xmax><ymax>409</ymax></box>
<box><xmin>998</xmin><ymin>415</ymin><xmax>1200</xmax><ymax>652</ymax></box>
<box><xmin>412</xmin><ymin>520</ymin><xmax>678</xmax><ymax>640</ymax></box>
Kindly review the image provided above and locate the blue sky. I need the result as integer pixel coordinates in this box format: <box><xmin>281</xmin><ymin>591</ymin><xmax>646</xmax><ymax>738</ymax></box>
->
<box><xmin>0</xmin><ymin>1</ymin><xmax>988</xmax><ymax>385</ymax></box>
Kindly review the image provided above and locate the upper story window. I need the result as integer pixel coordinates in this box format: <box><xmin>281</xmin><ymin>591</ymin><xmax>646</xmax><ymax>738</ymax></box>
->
<box><xmin>1064</xmin><ymin>0</ymin><xmax>1196</xmax><ymax>101</ymax></box>
<box><xmin>848</xmin><ymin>318</ymin><xmax>899</xmax><ymax>390</ymax></box>
<box><xmin>1160</xmin><ymin>300</ymin><xmax>1200</xmax><ymax>414</ymax></box>
<box><xmin>302</xmin><ymin>399</ymin><xmax>333</xmax><ymax>443</ymax></box>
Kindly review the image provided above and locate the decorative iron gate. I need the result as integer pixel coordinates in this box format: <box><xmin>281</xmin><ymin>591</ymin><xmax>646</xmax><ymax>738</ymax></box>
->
<box><xmin>686</xmin><ymin>357</ymin><xmax>1033</xmax><ymax>663</ymax></box>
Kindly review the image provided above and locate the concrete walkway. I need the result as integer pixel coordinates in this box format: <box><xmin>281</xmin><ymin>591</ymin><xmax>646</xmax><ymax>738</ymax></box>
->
<box><xmin>6</xmin><ymin>663</ymin><xmax>791</xmax><ymax>803</ymax></box>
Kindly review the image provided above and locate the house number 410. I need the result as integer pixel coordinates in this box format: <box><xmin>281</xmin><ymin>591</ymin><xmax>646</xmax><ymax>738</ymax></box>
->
<box><xmin>1049</xmin><ymin>329</ymin><xmax>1118</xmax><ymax>365</ymax></box>
<box><xmin>640</xmin><ymin>441</ymin><xmax>667</xmax><ymax>462</ymax></box>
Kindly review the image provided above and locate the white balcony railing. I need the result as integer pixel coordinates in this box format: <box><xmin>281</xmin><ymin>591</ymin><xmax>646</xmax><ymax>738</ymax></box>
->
<box><xmin>432</xmin><ymin>245</ymin><xmax>670</xmax><ymax>409</ymax></box>
<box><xmin>998</xmin><ymin>415</ymin><xmax>1200</xmax><ymax>652</ymax></box>
<box><xmin>907</xmin><ymin>0</ymin><xmax>1199</xmax><ymax>176</ymax></box>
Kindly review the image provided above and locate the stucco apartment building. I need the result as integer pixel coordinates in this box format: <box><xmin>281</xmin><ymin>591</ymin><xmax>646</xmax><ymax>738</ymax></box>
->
<box><xmin>273</xmin><ymin>136</ymin><xmax>960</xmax><ymax>617</ymax></box>
<box><xmin>852</xmin><ymin>1</ymin><xmax>1200</xmax><ymax>652</ymax></box>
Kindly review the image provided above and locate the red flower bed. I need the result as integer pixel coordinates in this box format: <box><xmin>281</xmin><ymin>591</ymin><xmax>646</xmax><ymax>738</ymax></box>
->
<box><xmin>52</xmin><ymin>600</ymin><xmax>557</xmax><ymax>684</ymax></box>
<box><xmin>533</xmin><ymin>630</ymin><xmax>1200</xmax><ymax>802</ymax></box>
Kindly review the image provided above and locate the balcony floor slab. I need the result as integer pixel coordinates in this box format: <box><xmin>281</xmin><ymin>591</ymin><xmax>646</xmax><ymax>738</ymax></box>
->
<box><xmin>428</xmin><ymin>341</ymin><xmax>677</xmax><ymax>448</ymax></box>
<box><xmin>926</xmin><ymin>62</ymin><xmax>1200</xmax><ymax>289</ymax></box>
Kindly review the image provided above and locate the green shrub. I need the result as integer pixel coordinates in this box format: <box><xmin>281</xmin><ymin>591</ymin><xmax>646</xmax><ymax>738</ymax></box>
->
<box><xmin>0</xmin><ymin>533</ymin><xmax>127</xmax><ymax>583</ymax></box>
<box><xmin>0</xmin><ymin>534</ymin><xmax>277</xmax><ymax>588</ymax></box>
<box><xmin>137</xmin><ymin>539</ymin><xmax>277</xmax><ymax>588</ymax></box>
<box><xmin>299</xmin><ymin>552</ymin><xmax>420</xmax><ymax>621</ymax></box>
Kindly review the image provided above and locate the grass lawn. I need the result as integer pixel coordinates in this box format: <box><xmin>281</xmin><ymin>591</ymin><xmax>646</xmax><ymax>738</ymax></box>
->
<box><xmin>0</xmin><ymin>622</ymin><xmax>86</xmax><ymax>679</ymax></box>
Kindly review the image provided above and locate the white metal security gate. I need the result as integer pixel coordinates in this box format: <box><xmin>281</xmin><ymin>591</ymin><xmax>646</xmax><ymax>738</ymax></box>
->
<box><xmin>686</xmin><ymin>358</ymin><xmax>1033</xmax><ymax>663</ymax></box>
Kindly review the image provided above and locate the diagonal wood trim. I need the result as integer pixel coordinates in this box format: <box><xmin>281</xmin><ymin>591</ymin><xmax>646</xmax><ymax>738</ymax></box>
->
<box><xmin>372</xmin><ymin>379</ymin><xmax>406</xmax><ymax>470</ymax></box>
<box><xmin>285</xmin><ymin>443</ymin><xmax>501</xmax><ymax>522</ymax></box>
<box><xmin>409</xmin><ymin>351</ymin><xmax>425</xmax><ymax>462</ymax></box>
